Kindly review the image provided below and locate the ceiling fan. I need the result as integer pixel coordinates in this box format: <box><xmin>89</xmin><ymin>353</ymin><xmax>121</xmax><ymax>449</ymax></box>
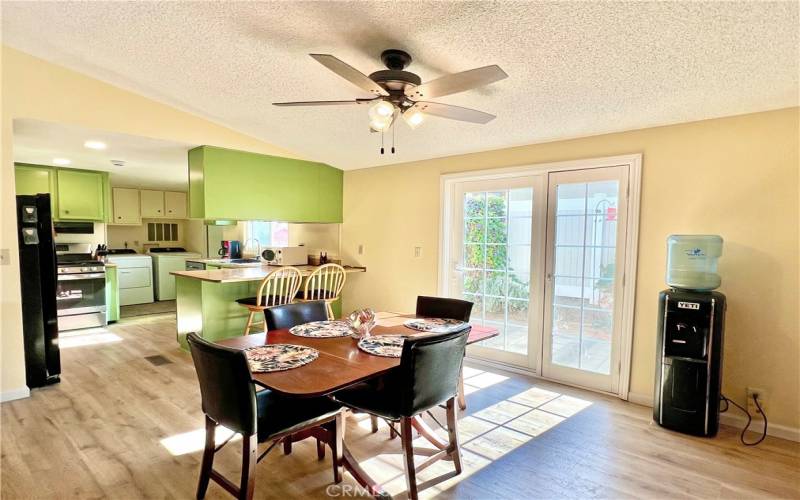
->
<box><xmin>273</xmin><ymin>49</ymin><xmax>508</xmax><ymax>133</ymax></box>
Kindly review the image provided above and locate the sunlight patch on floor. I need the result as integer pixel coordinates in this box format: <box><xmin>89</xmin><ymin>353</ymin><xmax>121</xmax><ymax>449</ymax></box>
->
<box><xmin>353</xmin><ymin>367</ymin><xmax>592</xmax><ymax>498</ymax></box>
<box><xmin>58</xmin><ymin>329</ymin><xmax>123</xmax><ymax>348</ymax></box>
<box><xmin>160</xmin><ymin>426</ymin><xmax>240</xmax><ymax>456</ymax></box>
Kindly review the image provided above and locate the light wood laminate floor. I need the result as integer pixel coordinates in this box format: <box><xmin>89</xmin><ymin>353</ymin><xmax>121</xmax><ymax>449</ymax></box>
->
<box><xmin>2</xmin><ymin>314</ymin><xmax>798</xmax><ymax>499</ymax></box>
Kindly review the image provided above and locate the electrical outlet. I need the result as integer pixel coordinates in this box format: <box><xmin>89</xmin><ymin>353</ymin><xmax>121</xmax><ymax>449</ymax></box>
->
<box><xmin>746</xmin><ymin>387</ymin><xmax>767</xmax><ymax>415</ymax></box>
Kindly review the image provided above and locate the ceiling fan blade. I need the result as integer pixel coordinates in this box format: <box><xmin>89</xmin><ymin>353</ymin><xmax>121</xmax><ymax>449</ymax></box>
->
<box><xmin>406</xmin><ymin>65</ymin><xmax>508</xmax><ymax>99</ymax></box>
<box><xmin>273</xmin><ymin>99</ymin><xmax>375</xmax><ymax>107</ymax></box>
<box><xmin>310</xmin><ymin>54</ymin><xmax>389</xmax><ymax>97</ymax></box>
<box><xmin>413</xmin><ymin>102</ymin><xmax>496</xmax><ymax>124</ymax></box>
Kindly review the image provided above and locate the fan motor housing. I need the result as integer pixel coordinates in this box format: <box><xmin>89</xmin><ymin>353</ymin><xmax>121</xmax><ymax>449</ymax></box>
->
<box><xmin>368</xmin><ymin>69</ymin><xmax>421</xmax><ymax>92</ymax></box>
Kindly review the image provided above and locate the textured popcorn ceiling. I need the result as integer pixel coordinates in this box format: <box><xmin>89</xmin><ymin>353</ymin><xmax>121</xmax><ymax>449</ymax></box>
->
<box><xmin>2</xmin><ymin>1</ymin><xmax>798</xmax><ymax>170</ymax></box>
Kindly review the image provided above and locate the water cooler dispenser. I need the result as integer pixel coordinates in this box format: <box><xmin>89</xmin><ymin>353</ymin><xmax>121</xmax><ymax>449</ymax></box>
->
<box><xmin>654</xmin><ymin>235</ymin><xmax>726</xmax><ymax>436</ymax></box>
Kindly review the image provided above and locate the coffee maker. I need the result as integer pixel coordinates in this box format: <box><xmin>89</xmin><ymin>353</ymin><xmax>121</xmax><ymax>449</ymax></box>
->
<box><xmin>219</xmin><ymin>240</ymin><xmax>241</xmax><ymax>259</ymax></box>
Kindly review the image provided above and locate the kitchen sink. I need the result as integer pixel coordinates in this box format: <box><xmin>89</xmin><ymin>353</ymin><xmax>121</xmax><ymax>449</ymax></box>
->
<box><xmin>229</xmin><ymin>258</ymin><xmax>261</xmax><ymax>264</ymax></box>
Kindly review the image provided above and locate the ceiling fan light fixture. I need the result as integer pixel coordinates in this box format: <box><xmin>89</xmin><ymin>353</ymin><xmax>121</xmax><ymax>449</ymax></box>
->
<box><xmin>369</xmin><ymin>117</ymin><xmax>391</xmax><ymax>131</ymax></box>
<box><xmin>369</xmin><ymin>100</ymin><xmax>395</xmax><ymax>120</ymax></box>
<box><xmin>403</xmin><ymin>108</ymin><xmax>425</xmax><ymax>129</ymax></box>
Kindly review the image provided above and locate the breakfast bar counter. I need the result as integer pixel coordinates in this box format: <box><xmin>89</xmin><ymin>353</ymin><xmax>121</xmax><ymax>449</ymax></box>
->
<box><xmin>172</xmin><ymin>264</ymin><xmax>365</xmax><ymax>349</ymax></box>
<box><xmin>171</xmin><ymin>264</ymin><xmax>365</xmax><ymax>283</ymax></box>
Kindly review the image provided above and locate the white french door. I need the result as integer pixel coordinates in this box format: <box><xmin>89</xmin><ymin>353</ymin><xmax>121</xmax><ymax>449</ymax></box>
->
<box><xmin>541</xmin><ymin>166</ymin><xmax>629</xmax><ymax>393</ymax></box>
<box><xmin>442</xmin><ymin>159</ymin><xmax>635</xmax><ymax>395</ymax></box>
<box><xmin>449</xmin><ymin>175</ymin><xmax>546</xmax><ymax>368</ymax></box>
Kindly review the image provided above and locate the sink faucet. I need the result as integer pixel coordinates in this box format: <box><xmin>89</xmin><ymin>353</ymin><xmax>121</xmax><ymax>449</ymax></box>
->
<box><xmin>243</xmin><ymin>238</ymin><xmax>262</xmax><ymax>259</ymax></box>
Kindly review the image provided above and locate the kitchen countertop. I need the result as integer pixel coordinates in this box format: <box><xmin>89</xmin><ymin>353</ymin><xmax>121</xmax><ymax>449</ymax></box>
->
<box><xmin>171</xmin><ymin>264</ymin><xmax>366</xmax><ymax>283</ymax></box>
<box><xmin>185</xmin><ymin>258</ymin><xmax>266</xmax><ymax>268</ymax></box>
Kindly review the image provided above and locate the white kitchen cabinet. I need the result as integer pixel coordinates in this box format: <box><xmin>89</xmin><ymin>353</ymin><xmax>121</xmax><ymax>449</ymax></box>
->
<box><xmin>164</xmin><ymin>191</ymin><xmax>187</xmax><ymax>219</ymax></box>
<box><xmin>112</xmin><ymin>187</ymin><xmax>141</xmax><ymax>224</ymax></box>
<box><xmin>140</xmin><ymin>190</ymin><xmax>165</xmax><ymax>218</ymax></box>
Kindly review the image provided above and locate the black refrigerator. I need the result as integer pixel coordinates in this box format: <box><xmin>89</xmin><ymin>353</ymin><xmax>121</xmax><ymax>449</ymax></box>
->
<box><xmin>16</xmin><ymin>194</ymin><xmax>61</xmax><ymax>387</ymax></box>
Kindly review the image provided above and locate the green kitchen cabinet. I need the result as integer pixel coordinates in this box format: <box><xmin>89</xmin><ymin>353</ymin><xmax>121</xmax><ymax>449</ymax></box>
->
<box><xmin>317</xmin><ymin>164</ymin><xmax>343</xmax><ymax>223</ymax></box>
<box><xmin>188</xmin><ymin>146</ymin><xmax>343</xmax><ymax>223</ymax></box>
<box><xmin>57</xmin><ymin>169</ymin><xmax>106</xmax><ymax>221</ymax></box>
<box><xmin>105</xmin><ymin>265</ymin><xmax>120</xmax><ymax>323</ymax></box>
<box><xmin>14</xmin><ymin>164</ymin><xmax>58</xmax><ymax>213</ymax></box>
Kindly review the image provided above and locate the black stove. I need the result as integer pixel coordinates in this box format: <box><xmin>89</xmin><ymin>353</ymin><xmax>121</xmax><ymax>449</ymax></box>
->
<box><xmin>56</xmin><ymin>253</ymin><xmax>105</xmax><ymax>268</ymax></box>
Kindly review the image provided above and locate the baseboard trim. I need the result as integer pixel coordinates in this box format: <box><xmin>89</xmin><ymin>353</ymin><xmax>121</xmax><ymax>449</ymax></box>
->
<box><xmin>626</xmin><ymin>391</ymin><xmax>799</xmax><ymax>443</ymax></box>
<box><xmin>1</xmin><ymin>386</ymin><xmax>30</xmax><ymax>403</ymax></box>
<box><xmin>627</xmin><ymin>391</ymin><xmax>653</xmax><ymax>407</ymax></box>
<box><xmin>719</xmin><ymin>412</ymin><xmax>800</xmax><ymax>443</ymax></box>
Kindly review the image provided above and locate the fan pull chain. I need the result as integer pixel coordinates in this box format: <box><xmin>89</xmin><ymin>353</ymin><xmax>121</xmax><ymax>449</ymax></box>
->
<box><xmin>391</xmin><ymin>121</ymin><xmax>396</xmax><ymax>154</ymax></box>
<box><xmin>380</xmin><ymin>130</ymin><xmax>384</xmax><ymax>155</ymax></box>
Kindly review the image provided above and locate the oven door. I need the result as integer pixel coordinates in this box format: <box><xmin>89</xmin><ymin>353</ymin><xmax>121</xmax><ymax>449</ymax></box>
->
<box><xmin>56</xmin><ymin>272</ymin><xmax>106</xmax><ymax>316</ymax></box>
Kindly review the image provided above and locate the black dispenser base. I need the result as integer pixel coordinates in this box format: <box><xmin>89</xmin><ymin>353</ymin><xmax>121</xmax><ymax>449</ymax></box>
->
<box><xmin>653</xmin><ymin>289</ymin><xmax>726</xmax><ymax>437</ymax></box>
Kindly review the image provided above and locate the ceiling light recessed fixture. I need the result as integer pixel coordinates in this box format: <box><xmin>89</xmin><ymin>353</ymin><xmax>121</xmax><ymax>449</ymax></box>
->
<box><xmin>84</xmin><ymin>140</ymin><xmax>107</xmax><ymax>150</ymax></box>
<box><xmin>53</xmin><ymin>158</ymin><xmax>71</xmax><ymax>165</ymax></box>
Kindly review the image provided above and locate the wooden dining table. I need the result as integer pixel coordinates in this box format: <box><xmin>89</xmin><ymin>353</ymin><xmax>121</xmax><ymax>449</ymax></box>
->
<box><xmin>217</xmin><ymin>311</ymin><xmax>498</xmax><ymax>497</ymax></box>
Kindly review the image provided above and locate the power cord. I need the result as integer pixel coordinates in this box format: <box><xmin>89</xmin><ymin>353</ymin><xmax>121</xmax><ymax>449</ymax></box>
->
<box><xmin>720</xmin><ymin>393</ymin><xmax>768</xmax><ymax>446</ymax></box>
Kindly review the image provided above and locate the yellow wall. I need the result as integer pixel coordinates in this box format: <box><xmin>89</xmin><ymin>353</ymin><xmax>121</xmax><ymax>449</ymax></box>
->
<box><xmin>342</xmin><ymin>108</ymin><xmax>800</xmax><ymax>429</ymax></box>
<box><xmin>0</xmin><ymin>46</ymin><xmax>296</xmax><ymax>396</ymax></box>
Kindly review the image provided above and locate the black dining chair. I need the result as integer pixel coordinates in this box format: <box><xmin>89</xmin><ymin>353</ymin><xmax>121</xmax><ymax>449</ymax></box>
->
<box><xmin>262</xmin><ymin>300</ymin><xmax>331</xmax><ymax>456</ymax></box>
<box><xmin>264</xmin><ymin>300</ymin><xmax>329</xmax><ymax>331</ymax></box>
<box><xmin>417</xmin><ymin>295</ymin><xmax>474</xmax><ymax>411</ymax></box>
<box><xmin>331</xmin><ymin>326</ymin><xmax>471</xmax><ymax>500</ymax></box>
<box><xmin>416</xmin><ymin>295</ymin><xmax>474</xmax><ymax>322</ymax></box>
<box><xmin>187</xmin><ymin>333</ymin><xmax>343</xmax><ymax>500</ymax></box>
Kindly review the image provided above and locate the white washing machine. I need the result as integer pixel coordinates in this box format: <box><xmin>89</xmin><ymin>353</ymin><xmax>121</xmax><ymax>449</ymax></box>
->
<box><xmin>106</xmin><ymin>250</ymin><xmax>154</xmax><ymax>306</ymax></box>
<box><xmin>148</xmin><ymin>247</ymin><xmax>202</xmax><ymax>301</ymax></box>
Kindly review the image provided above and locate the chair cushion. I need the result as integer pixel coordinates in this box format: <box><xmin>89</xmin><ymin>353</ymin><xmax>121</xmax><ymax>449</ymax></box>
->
<box><xmin>296</xmin><ymin>289</ymin><xmax>337</xmax><ymax>300</ymax></box>
<box><xmin>236</xmin><ymin>296</ymin><xmax>291</xmax><ymax>307</ymax></box>
<box><xmin>256</xmin><ymin>389</ymin><xmax>342</xmax><ymax>441</ymax></box>
<box><xmin>330</xmin><ymin>374</ymin><xmax>404</xmax><ymax>421</ymax></box>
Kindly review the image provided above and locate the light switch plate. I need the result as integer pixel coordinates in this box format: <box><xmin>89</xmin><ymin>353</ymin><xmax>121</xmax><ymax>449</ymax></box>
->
<box><xmin>414</xmin><ymin>246</ymin><xmax>422</xmax><ymax>258</ymax></box>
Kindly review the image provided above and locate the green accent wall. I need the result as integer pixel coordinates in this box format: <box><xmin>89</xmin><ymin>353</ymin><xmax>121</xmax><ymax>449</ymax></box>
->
<box><xmin>188</xmin><ymin>146</ymin><xmax>343</xmax><ymax>223</ymax></box>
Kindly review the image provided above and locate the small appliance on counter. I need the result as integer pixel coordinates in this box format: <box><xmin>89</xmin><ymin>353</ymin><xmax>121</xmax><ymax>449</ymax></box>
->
<box><xmin>55</xmin><ymin>243</ymin><xmax>107</xmax><ymax>331</ymax></box>
<box><xmin>219</xmin><ymin>240</ymin><xmax>241</xmax><ymax>259</ymax></box>
<box><xmin>261</xmin><ymin>246</ymin><xmax>308</xmax><ymax>266</ymax></box>
<box><xmin>16</xmin><ymin>194</ymin><xmax>61</xmax><ymax>387</ymax></box>
<box><xmin>654</xmin><ymin>235</ymin><xmax>726</xmax><ymax>437</ymax></box>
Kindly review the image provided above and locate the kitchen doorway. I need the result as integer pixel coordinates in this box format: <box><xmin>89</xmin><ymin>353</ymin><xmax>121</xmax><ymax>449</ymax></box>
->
<box><xmin>440</xmin><ymin>155</ymin><xmax>641</xmax><ymax>397</ymax></box>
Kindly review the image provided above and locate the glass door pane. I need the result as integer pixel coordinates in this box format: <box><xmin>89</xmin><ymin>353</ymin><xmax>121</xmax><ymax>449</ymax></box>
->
<box><xmin>452</xmin><ymin>175</ymin><xmax>543</xmax><ymax>368</ymax></box>
<box><xmin>542</xmin><ymin>166</ymin><xmax>628</xmax><ymax>392</ymax></box>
